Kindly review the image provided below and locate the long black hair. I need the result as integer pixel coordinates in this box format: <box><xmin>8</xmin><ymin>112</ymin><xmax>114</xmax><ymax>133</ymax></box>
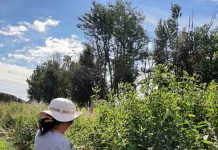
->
<box><xmin>38</xmin><ymin>115</ymin><xmax>61</xmax><ymax>136</ymax></box>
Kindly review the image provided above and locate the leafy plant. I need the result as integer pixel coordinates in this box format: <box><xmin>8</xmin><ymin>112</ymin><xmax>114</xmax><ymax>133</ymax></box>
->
<box><xmin>67</xmin><ymin>65</ymin><xmax>218</xmax><ymax>149</ymax></box>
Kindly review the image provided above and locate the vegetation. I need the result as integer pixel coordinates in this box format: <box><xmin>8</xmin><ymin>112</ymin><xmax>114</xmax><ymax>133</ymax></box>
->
<box><xmin>0</xmin><ymin>138</ymin><xmax>14</xmax><ymax>150</ymax></box>
<box><xmin>0</xmin><ymin>93</ymin><xmax>22</xmax><ymax>102</ymax></box>
<box><xmin>1</xmin><ymin>65</ymin><xmax>218</xmax><ymax>149</ymax></box>
<box><xmin>27</xmin><ymin>0</ymin><xmax>149</xmax><ymax>104</ymax></box>
<box><xmin>27</xmin><ymin>1</ymin><xmax>218</xmax><ymax>107</ymax></box>
<box><xmin>153</xmin><ymin>4</ymin><xmax>218</xmax><ymax>82</ymax></box>
<box><xmin>1</xmin><ymin>0</ymin><xmax>218</xmax><ymax>149</ymax></box>
<box><xmin>68</xmin><ymin>65</ymin><xmax>218</xmax><ymax>149</ymax></box>
<box><xmin>0</xmin><ymin>102</ymin><xmax>46</xmax><ymax>150</ymax></box>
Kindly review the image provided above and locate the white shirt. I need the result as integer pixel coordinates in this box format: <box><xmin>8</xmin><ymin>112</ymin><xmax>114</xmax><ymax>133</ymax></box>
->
<box><xmin>34</xmin><ymin>131</ymin><xmax>74</xmax><ymax>150</ymax></box>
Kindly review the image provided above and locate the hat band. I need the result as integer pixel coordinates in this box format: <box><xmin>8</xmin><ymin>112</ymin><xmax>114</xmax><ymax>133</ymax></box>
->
<box><xmin>48</xmin><ymin>106</ymin><xmax>74</xmax><ymax>114</ymax></box>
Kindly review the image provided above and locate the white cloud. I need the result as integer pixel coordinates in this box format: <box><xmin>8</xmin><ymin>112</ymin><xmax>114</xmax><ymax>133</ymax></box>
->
<box><xmin>0</xmin><ymin>25</ymin><xmax>28</xmax><ymax>36</ymax></box>
<box><xmin>0</xmin><ymin>18</ymin><xmax>60</xmax><ymax>40</ymax></box>
<box><xmin>8</xmin><ymin>53</ymin><xmax>33</xmax><ymax>62</ymax></box>
<box><xmin>32</xmin><ymin>18</ymin><xmax>60</xmax><ymax>32</ymax></box>
<box><xmin>0</xmin><ymin>44</ymin><xmax>3</xmax><ymax>48</ymax></box>
<box><xmin>0</xmin><ymin>62</ymin><xmax>33</xmax><ymax>100</ymax></box>
<box><xmin>0</xmin><ymin>34</ymin><xmax>83</xmax><ymax>100</ymax></box>
<box><xmin>7</xmin><ymin>35</ymin><xmax>84</xmax><ymax>64</ymax></box>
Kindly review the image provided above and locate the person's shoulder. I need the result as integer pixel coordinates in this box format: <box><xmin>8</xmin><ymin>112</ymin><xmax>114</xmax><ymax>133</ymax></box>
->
<box><xmin>51</xmin><ymin>132</ymin><xmax>71</xmax><ymax>144</ymax></box>
<box><xmin>35</xmin><ymin>131</ymin><xmax>72</xmax><ymax>150</ymax></box>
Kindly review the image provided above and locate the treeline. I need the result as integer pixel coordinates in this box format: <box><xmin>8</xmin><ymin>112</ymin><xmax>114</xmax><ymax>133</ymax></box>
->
<box><xmin>27</xmin><ymin>0</ymin><xmax>218</xmax><ymax>105</ymax></box>
<box><xmin>0</xmin><ymin>92</ymin><xmax>23</xmax><ymax>102</ymax></box>
<box><xmin>27</xmin><ymin>45</ymin><xmax>99</xmax><ymax>106</ymax></box>
<box><xmin>153</xmin><ymin>4</ymin><xmax>218</xmax><ymax>82</ymax></box>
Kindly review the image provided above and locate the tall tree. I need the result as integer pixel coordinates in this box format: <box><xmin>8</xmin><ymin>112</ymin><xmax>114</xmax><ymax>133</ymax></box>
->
<box><xmin>167</xmin><ymin>4</ymin><xmax>182</xmax><ymax>65</ymax></box>
<box><xmin>27</xmin><ymin>65</ymin><xmax>45</xmax><ymax>102</ymax></box>
<box><xmin>27</xmin><ymin>59</ymin><xmax>73</xmax><ymax>103</ymax></box>
<box><xmin>112</xmin><ymin>0</ymin><xmax>148</xmax><ymax>92</ymax></box>
<box><xmin>40</xmin><ymin>60</ymin><xmax>62</xmax><ymax>103</ymax></box>
<box><xmin>78</xmin><ymin>0</ymin><xmax>148</xmax><ymax>93</ymax></box>
<box><xmin>71</xmin><ymin>45</ymin><xmax>101</xmax><ymax>107</ymax></box>
<box><xmin>194</xmin><ymin>24</ymin><xmax>218</xmax><ymax>83</ymax></box>
<box><xmin>153</xmin><ymin>3</ymin><xmax>218</xmax><ymax>82</ymax></box>
<box><xmin>78</xmin><ymin>2</ymin><xmax>114</xmax><ymax>90</ymax></box>
<box><xmin>153</xmin><ymin>4</ymin><xmax>181</xmax><ymax>63</ymax></box>
<box><xmin>153</xmin><ymin>20</ymin><xmax>168</xmax><ymax>65</ymax></box>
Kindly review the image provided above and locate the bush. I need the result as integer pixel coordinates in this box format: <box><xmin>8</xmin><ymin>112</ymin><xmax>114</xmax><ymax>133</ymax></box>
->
<box><xmin>67</xmin><ymin>65</ymin><xmax>218</xmax><ymax>149</ymax></box>
<box><xmin>67</xmin><ymin>108</ymin><xmax>97</xmax><ymax>149</ymax></box>
<box><xmin>0</xmin><ymin>102</ymin><xmax>46</xmax><ymax>150</ymax></box>
<box><xmin>12</xmin><ymin>114</ymin><xmax>38</xmax><ymax>150</ymax></box>
<box><xmin>0</xmin><ymin>137</ymin><xmax>15</xmax><ymax>150</ymax></box>
<box><xmin>0</xmin><ymin>65</ymin><xmax>217</xmax><ymax>149</ymax></box>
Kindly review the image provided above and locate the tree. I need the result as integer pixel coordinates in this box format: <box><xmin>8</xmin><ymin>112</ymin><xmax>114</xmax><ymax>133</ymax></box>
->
<box><xmin>166</xmin><ymin>4</ymin><xmax>182</xmax><ymax>68</ymax></box>
<box><xmin>40</xmin><ymin>60</ymin><xmax>62</xmax><ymax>103</ymax></box>
<box><xmin>176</xmin><ymin>29</ymin><xmax>194</xmax><ymax>76</ymax></box>
<box><xmin>59</xmin><ymin>55</ymin><xmax>74</xmax><ymax>98</ymax></box>
<box><xmin>153</xmin><ymin>20</ymin><xmax>168</xmax><ymax>65</ymax></box>
<box><xmin>27</xmin><ymin>59</ymin><xmax>71</xmax><ymax>103</ymax></box>
<box><xmin>78</xmin><ymin>0</ymin><xmax>148</xmax><ymax>93</ymax></box>
<box><xmin>111</xmin><ymin>0</ymin><xmax>148</xmax><ymax>92</ymax></box>
<box><xmin>153</xmin><ymin>4</ymin><xmax>182</xmax><ymax>75</ymax></box>
<box><xmin>194</xmin><ymin>24</ymin><xmax>218</xmax><ymax>83</ymax></box>
<box><xmin>71</xmin><ymin>45</ymin><xmax>101</xmax><ymax>107</ymax></box>
<box><xmin>153</xmin><ymin>3</ymin><xmax>218</xmax><ymax>83</ymax></box>
<box><xmin>27</xmin><ymin>65</ymin><xmax>45</xmax><ymax>102</ymax></box>
<box><xmin>78</xmin><ymin>1</ymin><xmax>114</xmax><ymax>90</ymax></box>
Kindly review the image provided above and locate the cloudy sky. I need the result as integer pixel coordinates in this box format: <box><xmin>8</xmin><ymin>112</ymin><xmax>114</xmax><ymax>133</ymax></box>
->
<box><xmin>0</xmin><ymin>0</ymin><xmax>217</xmax><ymax>100</ymax></box>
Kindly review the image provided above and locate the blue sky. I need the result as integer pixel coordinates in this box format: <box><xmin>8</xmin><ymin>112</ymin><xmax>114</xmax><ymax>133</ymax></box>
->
<box><xmin>0</xmin><ymin>0</ymin><xmax>217</xmax><ymax>100</ymax></box>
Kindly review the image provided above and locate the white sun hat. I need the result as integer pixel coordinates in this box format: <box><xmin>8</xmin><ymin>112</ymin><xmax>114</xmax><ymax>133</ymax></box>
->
<box><xmin>40</xmin><ymin>98</ymin><xmax>82</xmax><ymax>122</ymax></box>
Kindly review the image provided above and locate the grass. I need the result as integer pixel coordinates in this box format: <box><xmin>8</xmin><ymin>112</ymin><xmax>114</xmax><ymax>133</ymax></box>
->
<box><xmin>0</xmin><ymin>102</ymin><xmax>47</xmax><ymax>150</ymax></box>
<box><xmin>0</xmin><ymin>137</ymin><xmax>15</xmax><ymax>150</ymax></box>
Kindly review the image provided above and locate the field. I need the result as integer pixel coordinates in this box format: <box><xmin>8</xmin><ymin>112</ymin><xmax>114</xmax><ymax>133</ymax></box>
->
<box><xmin>0</xmin><ymin>67</ymin><xmax>218</xmax><ymax>150</ymax></box>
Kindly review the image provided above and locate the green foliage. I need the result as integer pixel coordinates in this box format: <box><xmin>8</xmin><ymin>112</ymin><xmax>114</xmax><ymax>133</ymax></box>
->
<box><xmin>194</xmin><ymin>25</ymin><xmax>218</xmax><ymax>83</ymax></box>
<box><xmin>67</xmin><ymin>65</ymin><xmax>218</xmax><ymax>149</ymax></box>
<box><xmin>0</xmin><ymin>138</ymin><xmax>15</xmax><ymax>150</ymax></box>
<box><xmin>71</xmin><ymin>45</ymin><xmax>101</xmax><ymax>107</ymax></box>
<box><xmin>0</xmin><ymin>102</ymin><xmax>46</xmax><ymax>150</ymax></box>
<box><xmin>12</xmin><ymin>115</ymin><xmax>38</xmax><ymax>150</ymax></box>
<box><xmin>1</xmin><ymin>64</ymin><xmax>218</xmax><ymax>149</ymax></box>
<box><xmin>27</xmin><ymin>46</ymin><xmax>99</xmax><ymax>106</ymax></box>
<box><xmin>0</xmin><ymin>93</ymin><xmax>23</xmax><ymax>102</ymax></box>
<box><xmin>153</xmin><ymin>3</ymin><xmax>218</xmax><ymax>82</ymax></box>
<box><xmin>153</xmin><ymin>3</ymin><xmax>182</xmax><ymax>67</ymax></box>
<box><xmin>66</xmin><ymin>108</ymin><xmax>97</xmax><ymax>148</ymax></box>
<box><xmin>78</xmin><ymin>0</ymin><xmax>148</xmax><ymax>92</ymax></box>
<box><xmin>154</xmin><ymin>20</ymin><xmax>168</xmax><ymax>64</ymax></box>
<box><xmin>27</xmin><ymin>59</ymin><xmax>73</xmax><ymax>103</ymax></box>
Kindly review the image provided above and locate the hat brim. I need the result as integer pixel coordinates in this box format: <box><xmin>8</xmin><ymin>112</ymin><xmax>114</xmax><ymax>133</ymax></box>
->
<box><xmin>40</xmin><ymin>110</ymin><xmax>82</xmax><ymax>122</ymax></box>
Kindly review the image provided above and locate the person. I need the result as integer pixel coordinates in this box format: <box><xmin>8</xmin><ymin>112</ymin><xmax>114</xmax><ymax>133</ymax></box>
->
<box><xmin>34</xmin><ymin>98</ymin><xmax>82</xmax><ymax>150</ymax></box>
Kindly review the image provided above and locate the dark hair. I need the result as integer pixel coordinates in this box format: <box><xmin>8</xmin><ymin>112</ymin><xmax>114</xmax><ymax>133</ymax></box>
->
<box><xmin>38</xmin><ymin>115</ymin><xmax>61</xmax><ymax>136</ymax></box>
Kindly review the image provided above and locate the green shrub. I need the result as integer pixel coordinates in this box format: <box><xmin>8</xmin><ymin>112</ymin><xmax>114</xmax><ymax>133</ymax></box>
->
<box><xmin>0</xmin><ymin>102</ymin><xmax>45</xmax><ymax>150</ymax></box>
<box><xmin>0</xmin><ymin>112</ymin><xmax>16</xmax><ymax>130</ymax></box>
<box><xmin>67</xmin><ymin>65</ymin><xmax>218</xmax><ymax>149</ymax></box>
<box><xmin>0</xmin><ymin>137</ymin><xmax>15</xmax><ymax>150</ymax></box>
<box><xmin>0</xmin><ymin>65</ymin><xmax>218</xmax><ymax>149</ymax></box>
<box><xmin>67</xmin><ymin>108</ymin><xmax>97</xmax><ymax>149</ymax></box>
<box><xmin>12</xmin><ymin>115</ymin><xmax>38</xmax><ymax>150</ymax></box>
